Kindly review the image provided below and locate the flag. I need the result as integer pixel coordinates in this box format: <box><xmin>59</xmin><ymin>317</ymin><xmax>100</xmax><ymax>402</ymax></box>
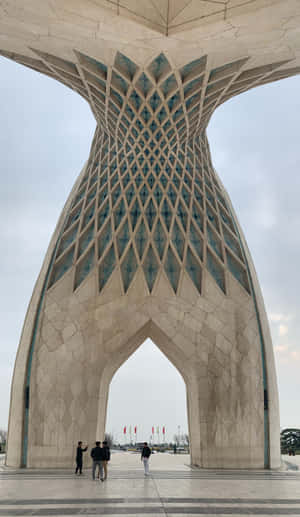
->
<box><xmin>134</xmin><ymin>426</ymin><xmax>137</xmax><ymax>434</ymax></box>
<box><xmin>152</xmin><ymin>426</ymin><xmax>154</xmax><ymax>435</ymax></box>
<box><xmin>156</xmin><ymin>426</ymin><xmax>159</xmax><ymax>434</ymax></box>
<box><xmin>123</xmin><ymin>426</ymin><xmax>126</xmax><ymax>434</ymax></box>
<box><xmin>129</xmin><ymin>425</ymin><xmax>132</xmax><ymax>434</ymax></box>
<box><xmin>162</xmin><ymin>426</ymin><xmax>165</xmax><ymax>435</ymax></box>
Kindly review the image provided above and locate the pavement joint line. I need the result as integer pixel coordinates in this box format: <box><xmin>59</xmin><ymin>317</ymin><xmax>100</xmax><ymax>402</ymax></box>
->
<box><xmin>2</xmin><ymin>498</ymin><xmax>300</xmax><ymax>505</ymax></box>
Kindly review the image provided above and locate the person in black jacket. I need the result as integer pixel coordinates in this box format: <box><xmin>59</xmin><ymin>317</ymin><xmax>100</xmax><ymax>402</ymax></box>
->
<box><xmin>141</xmin><ymin>442</ymin><xmax>151</xmax><ymax>476</ymax></box>
<box><xmin>75</xmin><ymin>441</ymin><xmax>88</xmax><ymax>475</ymax></box>
<box><xmin>102</xmin><ymin>440</ymin><xmax>111</xmax><ymax>480</ymax></box>
<box><xmin>90</xmin><ymin>441</ymin><xmax>106</xmax><ymax>481</ymax></box>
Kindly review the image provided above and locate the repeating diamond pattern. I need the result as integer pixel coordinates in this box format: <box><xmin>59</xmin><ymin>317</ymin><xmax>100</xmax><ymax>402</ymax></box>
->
<box><xmin>44</xmin><ymin>51</ymin><xmax>269</xmax><ymax>295</ymax></box>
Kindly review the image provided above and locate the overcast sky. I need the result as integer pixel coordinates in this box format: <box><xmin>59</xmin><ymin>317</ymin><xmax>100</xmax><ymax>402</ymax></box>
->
<box><xmin>0</xmin><ymin>57</ymin><xmax>300</xmax><ymax>444</ymax></box>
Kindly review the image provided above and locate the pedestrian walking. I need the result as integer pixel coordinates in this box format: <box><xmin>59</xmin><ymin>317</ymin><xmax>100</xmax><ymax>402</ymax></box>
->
<box><xmin>75</xmin><ymin>441</ymin><xmax>88</xmax><ymax>475</ymax></box>
<box><xmin>102</xmin><ymin>440</ymin><xmax>111</xmax><ymax>480</ymax></box>
<box><xmin>141</xmin><ymin>442</ymin><xmax>151</xmax><ymax>476</ymax></box>
<box><xmin>91</xmin><ymin>441</ymin><xmax>106</xmax><ymax>481</ymax></box>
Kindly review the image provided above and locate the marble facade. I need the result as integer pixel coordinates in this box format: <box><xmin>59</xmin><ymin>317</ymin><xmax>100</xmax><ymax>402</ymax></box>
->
<box><xmin>2</xmin><ymin>0</ymin><xmax>300</xmax><ymax>469</ymax></box>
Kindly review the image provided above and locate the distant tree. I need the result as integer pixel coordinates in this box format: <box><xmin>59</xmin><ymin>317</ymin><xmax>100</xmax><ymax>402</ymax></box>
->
<box><xmin>0</xmin><ymin>429</ymin><xmax>7</xmax><ymax>452</ymax></box>
<box><xmin>183</xmin><ymin>434</ymin><xmax>189</xmax><ymax>446</ymax></box>
<box><xmin>173</xmin><ymin>434</ymin><xmax>180</xmax><ymax>445</ymax></box>
<box><xmin>0</xmin><ymin>429</ymin><xmax>7</xmax><ymax>443</ymax></box>
<box><xmin>104</xmin><ymin>432</ymin><xmax>114</xmax><ymax>448</ymax></box>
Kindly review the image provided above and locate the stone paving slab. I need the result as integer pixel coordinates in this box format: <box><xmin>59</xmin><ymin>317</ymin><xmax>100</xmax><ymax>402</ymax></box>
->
<box><xmin>1</xmin><ymin>453</ymin><xmax>300</xmax><ymax>516</ymax></box>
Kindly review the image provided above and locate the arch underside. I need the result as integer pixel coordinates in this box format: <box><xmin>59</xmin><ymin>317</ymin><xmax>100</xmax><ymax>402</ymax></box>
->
<box><xmin>3</xmin><ymin>1</ymin><xmax>294</xmax><ymax>469</ymax></box>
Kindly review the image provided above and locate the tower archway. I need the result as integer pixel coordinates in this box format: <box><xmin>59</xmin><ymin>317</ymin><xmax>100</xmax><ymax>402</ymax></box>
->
<box><xmin>105</xmin><ymin>338</ymin><xmax>189</xmax><ymax>452</ymax></box>
<box><xmin>95</xmin><ymin>321</ymin><xmax>200</xmax><ymax>466</ymax></box>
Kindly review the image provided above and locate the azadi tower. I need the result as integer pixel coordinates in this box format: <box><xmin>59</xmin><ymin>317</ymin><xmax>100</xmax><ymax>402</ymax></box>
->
<box><xmin>2</xmin><ymin>1</ymin><xmax>300</xmax><ymax>469</ymax></box>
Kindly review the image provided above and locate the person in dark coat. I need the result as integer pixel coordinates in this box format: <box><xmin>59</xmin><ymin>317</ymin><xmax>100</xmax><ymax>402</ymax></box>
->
<box><xmin>91</xmin><ymin>441</ymin><xmax>106</xmax><ymax>481</ymax></box>
<box><xmin>75</xmin><ymin>441</ymin><xmax>88</xmax><ymax>474</ymax></box>
<box><xmin>141</xmin><ymin>442</ymin><xmax>151</xmax><ymax>476</ymax></box>
<box><xmin>102</xmin><ymin>440</ymin><xmax>111</xmax><ymax>480</ymax></box>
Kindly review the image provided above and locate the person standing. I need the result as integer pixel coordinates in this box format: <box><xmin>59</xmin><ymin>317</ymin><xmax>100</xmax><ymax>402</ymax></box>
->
<box><xmin>91</xmin><ymin>441</ymin><xmax>105</xmax><ymax>481</ymax></box>
<box><xmin>102</xmin><ymin>440</ymin><xmax>111</xmax><ymax>480</ymax></box>
<box><xmin>75</xmin><ymin>441</ymin><xmax>88</xmax><ymax>475</ymax></box>
<box><xmin>141</xmin><ymin>442</ymin><xmax>151</xmax><ymax>476</ymax></box>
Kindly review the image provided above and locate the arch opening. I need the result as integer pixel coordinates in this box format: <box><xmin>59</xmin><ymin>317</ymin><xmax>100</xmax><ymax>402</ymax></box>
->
<box><xmin>106</xmin><ymin>338</ymin><xmax>189</xmax><ymax>458</ymax></box>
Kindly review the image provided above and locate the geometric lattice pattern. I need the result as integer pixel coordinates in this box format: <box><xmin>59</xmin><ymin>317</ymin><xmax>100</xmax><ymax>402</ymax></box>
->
<box><xmin>6</xmin><ymin>50</ymin><xmax>297</xmax><ymax>295</ymax></box>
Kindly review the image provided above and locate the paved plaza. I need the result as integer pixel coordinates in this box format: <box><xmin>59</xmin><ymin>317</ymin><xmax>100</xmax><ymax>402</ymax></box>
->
<box><xmin>1</xmin><ymin>452</ymin><xmax>300</xmax><ymax>516</ymax></box>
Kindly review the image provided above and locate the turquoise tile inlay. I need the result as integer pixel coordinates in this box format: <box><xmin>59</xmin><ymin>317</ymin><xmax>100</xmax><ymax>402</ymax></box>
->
<box><xmin>150</xmin><ymin>120</ymin><xmax>158</xmax><ymax>133</ymax></box>
<box><xmin>143</xmin><ymin>244</ymin><xmax>159</xmax><ymax>292</ymax></box>
<box><xmin>207</xmin><ymin>248</ymin><xmax>226</xmax><ymax>293</ymax></box>
<box><xmin>145</xmin><ymin>198</ymin><xmax>156</xmax><ymax>231</ymax></box>
<box><xmin>148</xmin><ymin>53</ymin><xmax>171</xmax><ymax>82</ymax></box>
<box><xmin>112</xmin><ymin>70</ymin><xmax>128</xmax><ymax>95</ymax></box>
<box><xmin>99</xmin><ymin>244</ymin><xmax>116</xmax><ymax>291</ymax></box>
<box><xmin>184</xmin><ymin>76</ymin><xmax>203</xmax><ymax>98</ymax></box>
<box><xmin>153</xmin><ymin>184</ymin><xmax>163</xmax><ymax>206</ymax></box>
<box><xmin>136</xmin><ymin>72</ymin><xmax>153</xmax><ymax>97</ymax></box>
<box><xmin>194</xmin><ymin>185</ymin><xmax>203</xmax><ymax>207</ymax></box>
<box><xmin>86</xmin><ymin>186</ymin><xmax>97</xmax><ymax>204</ymax></box>
<box><xmin>57</xmin><ymin>224</ymin><xmax>79</xmax><ymax>257</ymax></box>
<box><xmin>110</xmin><ymin>87</ymin><xmax>123</xmax><ymax>108</ymax></box>
<box><xmin>207</xmin><ymin>223</ymin><xmax>223</xmax><ymax>260</ymax></box>
<box><xmin>177</xmin><ymin>200</ymin><xmax>188</xmax><ymax>231</ymax></box>
<box><xmin>223</xmin><ymin>224</ymin><xmax>243</xmax><ymax>261</ymax></box>
<box><xmin>66</xmin><ymin>203</ymin><xmax>82</xmax><ymax>230</ymax></box>
<box><xmin>168</xmin><ymin>92</ymin><xmax>180</xmax><ymax>112</ymax></box>
<box><xmin>226</xmin><ymin>249</ymin><xmax>250</xmax><ymax>293</ymax></box>
<box><xmin>181</xmin><ymin>185</ymin><xmax>191</xmax><ymax>208</ymax></box>
<box><xmin>121</xmin><ymin>244</ymin><xmax>138</xmax><ymax>293</ymax></box>
<box><xmin>206</xmin><ymin>187</ymin><xmax>216</xmax><ymax>208</ymax></box>
<box><xmin>49</xmin><ymin>246</ymin><xmax>74</xmax><ymax>288</ymax></box>
<box><xmin>74</xmin><ymin>245</ymin><xmax>95</xmax><ymax>289</ymax></box>
<box><xmin>172</xmin><ymin>220</ymin><xmax>184</xmax><ymax>260</ymax></box>
<box><xmin>219</xmin><ymin>205</ymin><xmax>235</xmax><ymax>233</ymax></box>
<box><xmin>141</xmin><ymin>106</ymin><xmax>151</xmax><ymax>124</ymax></box>
<box><xmin>122</xmin><ymin>172</ymin><xmax>130</xmax><ymax>188</ymax></box>
<box><xmin>185</xmin><ymin>247</ymin><xmax>202</xmax><ymax>293</ymax></box>
<box><xmin>183</xmin><ymin>173</ymin><xmax>192</xmax><ymax>189</ymax></box>
<box><xmin>167</xmin><ymin>184</ymin><xmax>177</xmax><ymax>206</ymax></box>
<box><xmin>98</xmin><ymin>200</ymin><xmax>110</xmax><ymax>230</ymax></box>
<box><xmin>72</xmin><ymin>188</ymin><xmax>86</xmax><ymax>207</ymax></box>
<box><xmin>140</xmin><ymin>184</ymin><xmax>149</xmax><ymax>206</ymax></box>
<box><xmin>148</xmin><ymin>173</ymin><xmax>155</xmax><ymax>188</ymax></box>
<box><xmin>130</xmin><ymin>90</ymin><xmax>142</xmax><ymax>110</ymax></box>
<box><xmin>207</xmin><ymin>205</ymin><xmax>219</xmax><ymax>233</ymax></box>
<box><xmin>189</xmin><ymin>221</ymin><xmax>203</xmax><ymax>260</ymax></box>
<box><xmin>160</xmin><ymin>174</ymin><xmax>168</xmax><ymax>188</ymax></box>
<box><xmin>98</xmin><ymin>220</ymin><xmax>112</xmax><ymax>258</ymax></box>
<box><xmin>164</xmin><ymin>246</ymin><xmax>181</xmax><ymax>293</ymax></box>
<box><xmin>153</xmin><ymin>218</ymin><xmax>166</xmax><ymax>259</ymax></box>
<box><xmin>161</xmin><ymin>199</ymin><xmax>172</xmax><ymax>230</ymax></box>
<box><xmin>112</xmin><ymin>183</ymin><xmax>121</xmax><ymax>206</ymax></box>
<box><xmin>116</xmin><ymin>218</ymin><xmax>130</xmax><ymax>258</ymax></box>
<box><xmin>180</xmin><ymin>55</ymin><xmax>206</xmax><ymax>83</ymax></box>
<box><xmin>130</xmin><ymin>198</ymin><xmax>141</xmax><ymax>230</ymax></box>
<box><xmin>135</xmin><ymin>218</ymin><xmax>147</xmax><ymax>259</ymax></box>
<box><xmin>125</xmin><ymin>104</ymin><xmax>135</xmax><ymax>120</ymax></box>
<box><xmin>135</xmin><ymin>173</ymin><xmax>143</xmax><ymax>187</ymax></box>
<box><xmin>186</xmin><ymin>92</ymin><xmax>201</xmax><ymax>111</ymax></box>
<box><xmin>161</xmin><ymin>74</ymin><xmax>177</xmax><ymax>97</ymax></box>
<box><xmin>172</xmin><ymin>174</ymin><xmax>180</xmax><ymax>189</ymax></box>
<box><xmin>114</xmin><ymin>198</ymin><xmax>126</xmax><ymax>229</ymax></box>
<box><xmin>192</xmin><ymin>201</ymin><xmax>203</xmax><ymax>232</ymax></box>
<box><xmin>78</xmin><ymin>222</ymin><xmax>94</xmax><ymax>258</ymax></box>
<box><xmin>114</xmin><ymin>51</ymin><xmax>137</xmax><ymax>81</ymax></box>
<box><xmin>149</xmin><ymin>91</ymin><xmax>161</xmax><ymax>112</ymax></box>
